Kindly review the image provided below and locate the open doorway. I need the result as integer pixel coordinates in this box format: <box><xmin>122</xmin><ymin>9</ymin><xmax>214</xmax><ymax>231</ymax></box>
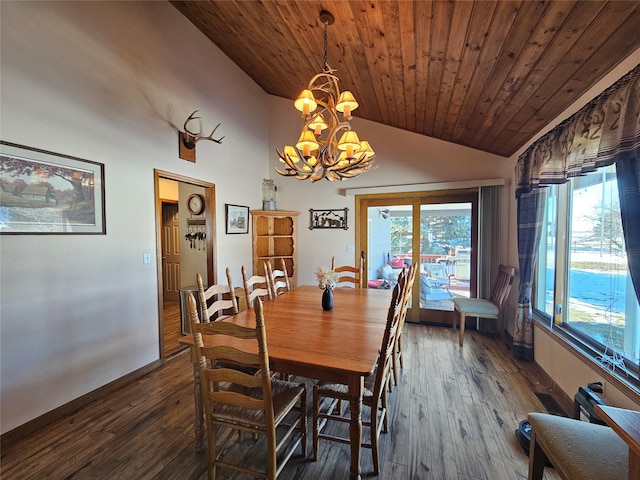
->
<box><xmin>154</xmin><ymin>170</ymin><xmax>216</xmax><ymax>360</ymax></box>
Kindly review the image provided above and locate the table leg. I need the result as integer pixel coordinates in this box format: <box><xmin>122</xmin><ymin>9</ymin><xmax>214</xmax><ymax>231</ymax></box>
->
<box><xmin>191</xmin><ymin>361</ymin><xmax>205</xmax><ymax>453</ymax></box>
<box><xmin>458</xmin><ymin>312</ymin><xmax>466</xmax><ymax>346</ymax></box>
<box><xmin>348</xmin><ymin>375</ymin><xmax>364</xmax><ymax>480</ymax></box>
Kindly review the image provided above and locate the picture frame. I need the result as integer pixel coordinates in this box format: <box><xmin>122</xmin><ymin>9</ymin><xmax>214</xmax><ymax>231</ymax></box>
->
<box><xmin>0</xmin><ymin>141</ymin><xmax>106</xmax><ymax>234</ymax></box>
<box><xmin>225</xmin><ymin>204</ymin><xmax>249</xmax><ymax>234</ymax></box>
<box><xmin>309</xmin><ymin>208</ymin><xmax>348</xmax><ymax>230</ymax></box>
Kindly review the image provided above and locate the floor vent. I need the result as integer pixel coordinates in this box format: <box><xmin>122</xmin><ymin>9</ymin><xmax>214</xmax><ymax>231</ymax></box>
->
<box><xmin>534</xmin><ymin>392</ymin><xmax>567</xmax><ymax>417</ymax></box>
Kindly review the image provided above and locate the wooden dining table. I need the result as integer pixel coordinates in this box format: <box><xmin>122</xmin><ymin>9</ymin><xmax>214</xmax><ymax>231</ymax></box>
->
<box><xmin>595</xmin><ymin>404</ymin><xmax>640</xmax><ymax>480</ymax></box>
<box><xmin>179</xmin><ymin>285</ymin><xmax>393</xmax><ymax>480</ymax></box>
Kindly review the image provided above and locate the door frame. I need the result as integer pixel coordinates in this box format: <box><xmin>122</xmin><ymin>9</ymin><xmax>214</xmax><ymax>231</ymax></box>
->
<box><xmin>355</xmin><ymin>188</ymin><xmax>478</xmax><ymax>324</ymax></box>
<box><xmin>154</xmin><ymin>169</ymin><xmax>216</xmax><ymax>362</ymax></box>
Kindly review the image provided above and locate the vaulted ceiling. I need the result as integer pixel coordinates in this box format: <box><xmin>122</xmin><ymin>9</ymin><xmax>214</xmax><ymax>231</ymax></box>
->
<box><xmin>171</xmin><ymin>1</ymin><xmax>640</xmax><ymax>158</ymax></box>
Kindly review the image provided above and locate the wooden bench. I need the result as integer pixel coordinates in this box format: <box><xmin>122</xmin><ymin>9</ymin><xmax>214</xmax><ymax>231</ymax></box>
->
<box><xmin>528</xmin><ymin>412</ymin><xmax>628</xmax><ymax>480</ymax></box>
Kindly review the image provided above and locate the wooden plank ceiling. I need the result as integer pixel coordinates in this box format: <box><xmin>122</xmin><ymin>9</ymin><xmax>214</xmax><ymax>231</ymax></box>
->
<box><xmin>170</xmin><ymin>1</ymin><xmax>640</xmax><ymax>158</ymax></box>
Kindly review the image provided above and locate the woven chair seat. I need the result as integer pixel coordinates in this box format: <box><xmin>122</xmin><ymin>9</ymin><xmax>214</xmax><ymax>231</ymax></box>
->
<box><xmin>213</xmin><ymin>380</ymin><xmax>305</xmax><ymax>427</ymax></box>
<box><xmin>315</xmin><ymin>380</ymin><xmax>375</xmax><ymax>405</ymax></box>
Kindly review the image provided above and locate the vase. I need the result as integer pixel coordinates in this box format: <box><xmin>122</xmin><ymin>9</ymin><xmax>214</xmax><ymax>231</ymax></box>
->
<box><xmin>322</xmin><ymin>288</ymin><xmax>333</xmax><ymax>311</ymax></box>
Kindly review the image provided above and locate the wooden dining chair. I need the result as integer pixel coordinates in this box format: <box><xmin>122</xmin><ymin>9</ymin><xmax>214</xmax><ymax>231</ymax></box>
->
<box><xmin>391</xmin><ymin>262</ymin><xmax>418</xmax><ymax>388</ymax></box>
<box><xmin>331</xmin><ymin>254</ymin><xmax>364</xmax><ymax>288</ymax></box>
<box><xmin>186</xmin><ymin>293</ymin><xmax>307</xmax><ymax>480</ymax></box>
<box><xmin>452</xmin><ymin>264</ymin><xmax>516</xmax><ymax>346</ymax></box>
<box><xmin>265</xmin><ymin>259</ymin><xmax>290</xmax><ymax>298</ymax></box>
<box><xmin>196</xmin><ymin>268</ymin><xmax>238</xmax><ymax>323</ymax></box>
<box><xmin>312</xmin><ymin>275</ymin><xmax>404</xmax><ymax>475</ymax></box>
<box><xmin>242</xmin><ymin>265</ymin><xmax>272</xmax><ymax>309</ymax></box>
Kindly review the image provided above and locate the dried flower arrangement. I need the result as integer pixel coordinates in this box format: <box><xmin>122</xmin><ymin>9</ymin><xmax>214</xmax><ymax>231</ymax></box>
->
<box><xmin>315</xmin><ymin>266</ymin><xmax>337</xmax><ymax>290</ymax></box>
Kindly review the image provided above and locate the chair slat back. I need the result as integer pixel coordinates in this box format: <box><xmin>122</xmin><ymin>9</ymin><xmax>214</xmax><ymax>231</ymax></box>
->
<box><xmin>489</xmin><ymin>265</ymin><xmax>516</xmax><ymax>308</ymax></box>
<box><xmin>265</xmin><ymin>259</ymin><xmax>290</xmax><ymax>297</ymax></box>
<box><xmin>187</xmin><ymin>293</ymin><xmax>275</xmax><ymax>419</ymax></box>
<box><xmin>242</xmin><ymin>265</ymin><xmax>272</xmax><ymax>309</ymax></box>
<box><xmin>196</xmin><ymin>268</ymin><xmax>239</xmax><ymax>322</ymax></box>
<box><xmin>371</xmin><ymin>275</ymin><xmax>405</xmax><ymax>399</ymax></box>
<box><xmin>331</xmin><ymin>255</ymin><xmax>364</xmax><ymax>288</ymax></box>
<box><xmin>397</xmin><ymin>263</ymin><xmax>418</xmax><ymax>329</ymax></box>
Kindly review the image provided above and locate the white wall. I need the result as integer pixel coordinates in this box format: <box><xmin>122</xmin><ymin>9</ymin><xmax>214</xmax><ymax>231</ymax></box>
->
<box><xmin>0</xmin><ymin>1</ymin><xmax>267</xmax><ymax>434</ymax></box>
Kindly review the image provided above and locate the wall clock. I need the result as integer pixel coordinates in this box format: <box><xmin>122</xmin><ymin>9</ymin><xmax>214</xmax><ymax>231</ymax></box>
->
<box><xmin>186</xmin><ymin>193</ymin><xmax>205</xmax><ymax>215</ymax></box>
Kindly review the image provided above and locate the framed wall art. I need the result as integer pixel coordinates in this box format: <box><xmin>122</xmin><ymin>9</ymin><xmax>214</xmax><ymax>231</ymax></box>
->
<box><xmin>225</xmin><ymin>204</ymin><xmax>249</xmax><ymax>234</ymax></box>
<box><xmin>309</xmin><ymin>208</ymin><xmax>348</xmax><ymax>230</ymax></box>
<box><xmin>0</xmin><ymin>141</ymin><xmax>106</xmax><ymax>234</ymax></box>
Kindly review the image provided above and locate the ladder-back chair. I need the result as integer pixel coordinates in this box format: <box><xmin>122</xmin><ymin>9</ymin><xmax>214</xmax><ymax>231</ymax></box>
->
<box><xmin>331</xmin><ymin>254</ymin><xmax>364</xmax><ymax>288</ymax></box>
<box><xmin>265</xmin><ymin>259</ymin><xmax>291</xmax><ymax>298</ymax></box>
<box><xmin>391</xmin><ymin>262</ymin><xmax>418</xmax><ymax>387</ymax></box>
<box><xmin>242</xmin><ymin>265</ymin><xmax>272</xmax><ymax>309</ymax></box>
<box><xmin>187</xmin><ymin>293</ymin><xmax>307</xmax><ymax>480</ymax></box>
<box><xmin>196</xmin><ymin>268</ymin><xmax>238</xmax><ymax>323</ymax></box>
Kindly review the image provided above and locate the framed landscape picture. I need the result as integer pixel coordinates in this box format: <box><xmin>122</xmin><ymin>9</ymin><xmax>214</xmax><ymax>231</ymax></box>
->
<box><xmin>0</xmin><ymin>142</ymin><xmax>106</xmax><ymax>234</ymax></box>
<box><xmin>225</xmin><ymin>204</ymin><xmax>249</xmax><ymax>234</ymax></box>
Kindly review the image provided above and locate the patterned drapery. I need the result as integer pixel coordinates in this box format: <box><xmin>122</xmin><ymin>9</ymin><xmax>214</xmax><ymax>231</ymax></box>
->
<box><xmin>616</xmin><ymin>159</ymin><xmax>640</xmax><ymax>304</ymax></box>
<box><xmin>512</xmin><ymin>189</ymin><xmax>546</xmax><ymax>361</ymax></box>
<box><xmin>516</xmin><ymin>64</ymin><xmax>640</xmax><ymax>195</ymax></box>
<box><xmin>513</xmin><ymin>63</ymin><xmax>640</xmax><ymax>361</ymax></box>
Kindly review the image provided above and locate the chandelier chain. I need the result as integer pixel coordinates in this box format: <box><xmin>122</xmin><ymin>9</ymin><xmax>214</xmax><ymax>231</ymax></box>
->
<box><xmin>323</xmin><ymin>21</ymin><xmax>328</xmax><ymax>70</ymax></box>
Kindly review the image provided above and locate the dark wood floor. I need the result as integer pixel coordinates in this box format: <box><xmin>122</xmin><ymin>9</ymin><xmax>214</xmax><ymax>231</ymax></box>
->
<box><xmin>1</xmin><ymin>323</ymin><xmax>565</xmax><ymax>479</ymax></box>
<box><xmin>163</xmin><ymin>299</ymin><xmax>187</xmax><ymax>358</ymax></box>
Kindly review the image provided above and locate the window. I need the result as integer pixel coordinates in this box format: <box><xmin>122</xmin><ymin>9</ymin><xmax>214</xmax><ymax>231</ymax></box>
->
<box><xmin>535</xmin><ymin>164</ymin><xmax>640</xmax><ymax>379</ymax></box>
<box><xmin>534</xmin><ymin>184</ymin><xmax>557</xmax><ymax>319</ymax></box>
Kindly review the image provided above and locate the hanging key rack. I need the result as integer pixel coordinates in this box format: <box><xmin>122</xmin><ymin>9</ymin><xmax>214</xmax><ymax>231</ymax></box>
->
<box><xmin>185</xmin><ymin>218</ymin><xmax>206</xmax><ymax>250</ymax></box>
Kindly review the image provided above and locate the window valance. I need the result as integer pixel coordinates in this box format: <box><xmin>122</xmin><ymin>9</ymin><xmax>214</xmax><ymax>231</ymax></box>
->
<box><xmin>515</xmin><ymin>64</ymin><xmax>640</xmax><ymax>197</ymax></box>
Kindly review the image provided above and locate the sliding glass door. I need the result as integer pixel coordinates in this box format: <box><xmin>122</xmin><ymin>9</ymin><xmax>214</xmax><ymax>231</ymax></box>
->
<box><xmin>357</xmin><ymin>190</ymin><xmax>477</xmax><ymax>324</ymax></box>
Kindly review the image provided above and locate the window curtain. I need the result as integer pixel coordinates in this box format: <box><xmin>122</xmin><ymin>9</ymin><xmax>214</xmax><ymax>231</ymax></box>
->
<box><xmin>513</xmin><ymin>63</ymin><xmax>640</xmax><ymax>361</ymax></box>
<box><xmin>478</xmin><ymin>186</ymin><xmax>501</xmax><ymax>297</ymax></box>
<box><xmin>478</xmin><ymin>186</ymin><xmax>500</xmax><ymax>333</ymax></box>
<box><xmin>513</xmin><ymin>188</ymin><xmax>546</xmax><ymax>361</ymax></box>
<box><xmin>616</xmin><ymin>159</ymin><xmax>640</xmax><ymax>303</ymax></box>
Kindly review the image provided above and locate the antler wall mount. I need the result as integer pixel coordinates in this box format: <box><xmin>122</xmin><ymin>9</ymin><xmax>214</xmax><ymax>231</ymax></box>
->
<box><xmin>178</xmin><ymin>110</ymin><xmax>224</xmax><ymax>162</ymax></box>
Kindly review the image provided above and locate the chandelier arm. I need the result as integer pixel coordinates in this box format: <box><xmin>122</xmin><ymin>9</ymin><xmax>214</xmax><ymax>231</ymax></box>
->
<box><xmin>277</xmin><ymin>153</ymin><xmax>307</xmax><ymax>178</ymax></box>
<box><xmin>306</xmin><ymin>71</ymin><xmax>340</xmax><ymax>91</ymax></box>
<box><xmin>275</xmin><ymin>165</ymin><xmax>313</xmax><ymax>181</ymax></box>
<box><xmin>306</xmin><ymin>98</ymin><xmax>347</xmax><ymax>135</ymax></box>
<box><xmin>338</xmin><ymin>156</ymin><xmax>377</xmax><ymax>172</ymax></box>
<box><xmin>322</xmin><ymin>121</ymin><xmax>352</xmax><ymax>166</ymax></box>
<box><xmin>327</xmin><ymin>155</ymin><xmax>377</xmax><ymax>174</ymax></box>
<box><xmin>310</xmin><ymin>169</ymin><xmax>326</xmax><ymax>182</ymax></box>
<box><xmin>276</xmin><ymin>147</ymin><xmax>329</xmax><ymax>182</ymax></box>
<box><xmin>276</xmin><ymin>148</ymin><xmax>298</xmax><ymax>170</ymax></box>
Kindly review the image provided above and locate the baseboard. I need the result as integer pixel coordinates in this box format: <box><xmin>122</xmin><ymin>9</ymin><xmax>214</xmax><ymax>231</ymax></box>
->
<box><xmin>503</xmin><ymin>327</ymin><xmax>573</xmax><ymax>415</ymax></box>
<box><xmin>504</xmin><ymin>328</ymin><xmax>513</xmax><ymax>345</ymax></box>
<box><xmin>1</xmin><ymin>359</ymin><xmax>163</xmax><ymax>449</ymax></box>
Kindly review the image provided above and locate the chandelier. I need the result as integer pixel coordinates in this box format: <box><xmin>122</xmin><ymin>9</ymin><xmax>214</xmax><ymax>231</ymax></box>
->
<box><xmin>276</xmin><ymin>10</ymin><xmax>376</xmax><ymax>182</ymax></box>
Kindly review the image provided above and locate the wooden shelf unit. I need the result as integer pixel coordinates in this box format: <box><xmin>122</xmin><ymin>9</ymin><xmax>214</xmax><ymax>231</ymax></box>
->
<box><xmin>250</xmin><ymin>210</ymin><xmax>299</xmax><ymax>287</ymax></box>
